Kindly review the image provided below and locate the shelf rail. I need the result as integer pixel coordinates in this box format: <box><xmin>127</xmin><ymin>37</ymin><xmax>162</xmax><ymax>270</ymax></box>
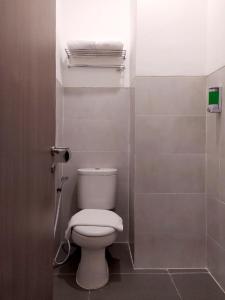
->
<box><xmin>65</xmin><ymin>48</ymin><xmax>126</xmax><ymax>71</ymax></box>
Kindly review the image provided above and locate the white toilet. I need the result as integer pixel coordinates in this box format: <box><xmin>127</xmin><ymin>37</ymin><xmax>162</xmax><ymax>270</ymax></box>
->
<box><xmin>66</xmin><ymin>168</ymin><xmax>123</xmax><ymax>290</ymax></box>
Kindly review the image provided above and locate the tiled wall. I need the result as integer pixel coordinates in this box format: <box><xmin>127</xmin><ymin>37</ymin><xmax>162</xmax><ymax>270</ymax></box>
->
<box><xmin>55</xmin><ymin>79</ymin><xmax>64</xmax><ymax>248</ymax></box>
<box><xmin>56</xmin><ymin>80</ymin><xmax>63</xmax><ymax>148</ymax></box>
<box><xmin>206</xmin><ymin>67</ymin><xmax>225</xmax><ymax>289</ymax></box>
<box><xmin>61</xmin><ymin>88</ymin><xmax>130</xmax><ymax>242</ymax></box>
<box><xmin>129</xmin><ymin>86</ymin><xmax>135</xmax><ymax>257</ymax></box>
<box><xmin>56</xmin><ymin>76</ymin><xmax>217</xmax><ymax>272</ymax></box>
<box><xmin>131</xmin><ymin>77</ymin><xmax>206</xmax><ymax>268</ymax></box>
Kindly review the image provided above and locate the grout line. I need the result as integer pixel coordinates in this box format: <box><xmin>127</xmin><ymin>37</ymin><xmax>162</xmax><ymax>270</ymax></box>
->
<box><xmin>110</xmin><ymin>272</ymin><xmax>168</xmax><ymax>275</ymax></box>
<box><xmin>64</xmin><ymin>118</ymin><xmax>130</xmax><ymax>123</ymax></box>
<box><xmin>208</xmin><ymin>270</ymin><xmax>225</xmax><ymax>295</ymax></box>
<box><xmin>127</xmin><ymin>94</ymin><xmax>130</xmax><ymax>255</ymax></box>
<box><xmin>168</xmin><ymin>267</ymin><xmax>208</xmax><ymax>270</ymax></box>
<box><xmin>69</xmin><ymin>150</ymin><xmax>128</xmax><ymax>153</ymax></box>
<box><xmin>61</xmin><ymin>83</ymin><xmax>65</xmax><ymax>242</ymax></box>
<box><xmin>169</xmin><ymin>272</ymin><xmax>208</xmax><ymax>275</ymax></box>
<box><xmin>135</xmin><ymin>192</ymin><xmax>205</xmax><ymax>196</ymax></box>
<box><xmin>133</xmin><ymin>267</ymin><xmax>168</xmax><ymax>271</ymax></box>
<box><xmin>205</xmin><ymin>162</ymin><xmax>208</xmax><ymax>268</ymax></box>
<box><xmin>208</xmin><ymin>234</ymin><xmax>225</xmax><ymax>252</ymax></box>
<box><xmin>168</xmin><ymin>273</ymin><xmax>183</xmax><ymax>300</ymax></box>
<box><xmin>136</xmin><ymin>113</ymin><xmax>205</xmax><ymax>117</ymax></box>
<box><xmin>134</xmin><ymin>153</ymin><xmax>205</xmax><ymax>156</ymax></box>
<box><xmin>63</xmin><ymin>87</ymin><xmax>131</xmax><ymax>90</ymax></box>
<box><xmin>127</xmin><ymin>243</ymin><xmax>135</xmax><ymax>269</ymax></box>
<box><xmin>204</xmin><ymin>97</ymin><xmax>208</xmax><ymax>269</ymax></box>
<box><xmin>135</xmin><ymin>75</ymin><xmax>205</xmax><ymax>78</ymax></box>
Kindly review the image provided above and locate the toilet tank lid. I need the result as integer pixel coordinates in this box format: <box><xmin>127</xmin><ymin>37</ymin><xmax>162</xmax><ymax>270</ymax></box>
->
<box><xmin>77</xmin><ymin>168</ymin><xmax>117</xmax><ymax>175</ymax></box>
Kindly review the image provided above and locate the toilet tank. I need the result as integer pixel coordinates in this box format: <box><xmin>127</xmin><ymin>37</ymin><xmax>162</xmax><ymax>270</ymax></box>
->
<box><xmin>77</xmin><ymin>168</ymin><xmax>117</xmax><ymax>209</ymax></box>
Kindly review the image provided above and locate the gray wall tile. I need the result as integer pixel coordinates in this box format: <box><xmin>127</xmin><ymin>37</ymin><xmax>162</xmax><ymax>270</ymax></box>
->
<box><xmin>136</xmin><ymin>115</ymin><xmax>205</xmax><ymax>154</ymax></box>
<box><xmin>115</xmin><ymin>184</ymin><xmax>129</xmax><ymax>242</ymax></box>
<box><xmin>64</xmin><ymin>87</ymin><xmax>130</xmax><ymax>120</ymax></box>
<box><xmin>56</xmin><ymin>80</ymin><xmax>63</xmax><ymax>146</ymax></box>
<box><xmin>207</xmin><ymin>67</ymin><xmax>225</xmax><ymax>87</ymax></box>
<box><xmin>130</xmin><ymin>76</ymin><xmax>207</xmax><ymax>267</ymax></box>
<box><xmin>219</xmin><ymin>158</ymin><xmax>225</xmax><ymax>203</ymax></box>
<box><xmin>207</xmin><ymin>197</ymin><xmax>225</xmax><ymax>249</ymax></box>
<box><xmin>207</xmin><ymin>236</ymin><xmax>225</xmax><ymax>290</ymax></box>
<box><xmin>56</xmin><ymin>79</ymin><xmax>63</xmax><ymax>122</ymax></box>
<box><xmin>55</xmin><ymin>80</ymin><xmax>64</xmax><ymax>247</ymax></box>
<box><xmin>61</xmin><ymin>87</ymin><xmax>130</xmax><ymax>242</ymax></box>
<box><xmin>63</xmin><ymin>118</ymin><xmax>129</xmax><ymax>152</ymax></box>
<box><xmin>135</xmin><ymin>153</ymin><xmax>205</xmax><ymax>193</ymax></box>
<box><xmin>63</xmin><ymin>151</ymin><xmax>129</xmax><ymax>185</ymax></box>
<box><xmin>206</xmin><ymin>155</ymin><xmax>219</xmax><ymax>198</ymax></box>
<box><xmin>135</xmin><ymin>76</ymin><xmax>206</xmax><ymax>115</ymax></box>
<box><xmin>129</xmin><ymin>87</ymin><xmax>135</xmax><ymax>254</ymax></box>
<box><xmin>206</xmin><ymin>66</ymin><xmax>225</xmax><ymax>287</ymax></box>
<box><xmin>134</xmin><ymin>193</ymin><xmax>206</xmax><ymax>268</ymax></box>
<box><xmin>206</xmin><ymin>115</ymin><xmax>222</xmax><ymax>155</ymax></box>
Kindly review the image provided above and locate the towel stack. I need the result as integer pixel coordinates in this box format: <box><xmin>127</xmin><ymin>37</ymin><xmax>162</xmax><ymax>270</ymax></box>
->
<box><xmin>67</xmin><ymin>40</ymin><xmax>124</xmax><ymax>52</ymax></box>
<box><xmin>66</xmin><ymin>40</ymin><xmax>125</xmax><ymax>69</ymax></box>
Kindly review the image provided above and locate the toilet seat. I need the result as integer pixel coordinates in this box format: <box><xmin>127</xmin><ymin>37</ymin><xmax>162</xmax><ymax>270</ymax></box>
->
<box><xmin>73</xmin><ymin>225</ymin><xmax>115</xmax><ymax>237</ymax></box>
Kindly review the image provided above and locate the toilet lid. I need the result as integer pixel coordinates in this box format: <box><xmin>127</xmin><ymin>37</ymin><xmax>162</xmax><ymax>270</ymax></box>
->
<box><xmin>74</xmin><ymin>225</ymin><xmax>115</xmax><ymax>237</ymax></box>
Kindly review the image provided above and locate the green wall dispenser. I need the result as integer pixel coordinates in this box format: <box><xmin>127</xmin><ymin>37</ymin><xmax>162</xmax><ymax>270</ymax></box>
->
<box><xmin>208</xmin><ymin>87</ymin><xmax>222</xmax><ymax>113</ymax></box>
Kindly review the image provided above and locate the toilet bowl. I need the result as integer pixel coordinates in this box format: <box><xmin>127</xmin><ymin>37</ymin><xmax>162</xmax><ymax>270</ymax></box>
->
<box><xmin>65</xmin><ymin>168</ymin><xmax>123</xmax><ymax>290</ymax></box>
<box><xmin>72</xmin><ymin>223</ymin><xmax>117</xmax><ymax>289</ymax></box>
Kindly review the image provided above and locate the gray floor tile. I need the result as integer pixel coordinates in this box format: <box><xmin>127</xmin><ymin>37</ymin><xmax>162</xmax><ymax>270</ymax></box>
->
<box><xmin>53</xmin><ymin>275</ymin><xmax>89</xmax><ymax>300</ymax></box>
<box><xmin>90</xmin><ymin>274</ymin><xmax>180</xmax><ymax>300</ymax></box>
<box><xmin>53</xmin><ymin>244</ymin><xmax>225</xmax><ymax>300</ymax></box>
<box><xmin>172</xmin><ymin>273</ymin><xmax>225</xmax><ymax>300</ymax></box>
<box><xmin>168</xmin><ymin>268</ymin><xmax>208</xmax><ymax>274</ymax></box>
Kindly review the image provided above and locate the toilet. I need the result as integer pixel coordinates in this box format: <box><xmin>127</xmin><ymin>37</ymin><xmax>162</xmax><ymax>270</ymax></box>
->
<box><xmin>65</xmin><ymin>168</ymin><xmax>123</xmax><ymax>290</ymax></box>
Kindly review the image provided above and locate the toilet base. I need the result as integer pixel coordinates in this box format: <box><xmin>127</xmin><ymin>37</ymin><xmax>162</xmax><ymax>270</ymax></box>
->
<box><xmin>76</xmin><ymin>247</ymin><xmax>109</xmax><ymax>290</ymax></box>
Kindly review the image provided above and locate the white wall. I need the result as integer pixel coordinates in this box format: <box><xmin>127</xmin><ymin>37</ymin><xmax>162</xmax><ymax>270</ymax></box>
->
<box><xmin>136</xmin><ymin>0</ymin><xmax>207</xmax><ymax>76</ymax></box>
<box><xmin>59</xmin><ymin>0</ymin><xmax>131</xmax><ymax>87</ymax></box>
<box><xmin>129</xmin><ymin>0</ymin><xmax>137</xmax><ymax>84</ymax></box>
<box><xmin>206</xmin><ymin>0</ymin><xmax>225</xmax><ymax>74</ymax></box>
<box><xmin>57</xmin><ymin>0</ymin><xmax>225</xmax><ymax>83</ymax></box>
<box><xmin>56</xmin><ymin>0</ymin><xmax>63</xmax><ymax>83</ymax></box>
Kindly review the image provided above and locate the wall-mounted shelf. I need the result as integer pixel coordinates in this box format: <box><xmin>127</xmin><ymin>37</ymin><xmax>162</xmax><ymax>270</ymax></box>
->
<box><xmin>65</xmin><ymin>48</ymin><xmax>126</xmax><ymax>71</ymax></box>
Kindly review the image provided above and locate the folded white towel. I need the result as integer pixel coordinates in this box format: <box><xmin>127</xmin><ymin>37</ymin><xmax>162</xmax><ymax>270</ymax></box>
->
<box><xmin>95</xmin><ymin>41</ymin><xmax>123</xmax><ymax>50</ymax></box>
<box><xmin>65</xmin><ymin>209</ymin><xmax>123</xmax><ymax>240</ymax></box>
<box><xmin>67</xmin><ymin>40</ymin><xmax>96</xmax><ymax>51</ymax></box>
<box><xmin>67</xmin><ymin>40</ymin><xmax>123</xmax><ymax>51</ymax></box>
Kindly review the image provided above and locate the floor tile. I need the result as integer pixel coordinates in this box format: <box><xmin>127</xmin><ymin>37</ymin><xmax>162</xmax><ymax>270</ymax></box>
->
<box><xmin>107</xmin><ymin>243</ymin><xmax>168</xmax><ymax>274</ymax></box>
<box><xmin>53</xmin><ymin>275</ymin><xmax>89</xmax><ymax>300</ymax></box>
<box><xmin>90</xmin><ymin>274</ymin><xmax>180</xmax><ymax>300</ymax></box>
<box><xmin>168</xmin><ymin>268</ymin><xmax>208</xmax><ymax>274</ymax></box>
<box><xmin>53</xmin><ymin>244</ymin><xmax>225</xmax><ymax>300</ymax></box>
<box><xmin>172</xmin><ymin>273</ymin><xmax>225</xmax><ymax>300</ymax></box>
